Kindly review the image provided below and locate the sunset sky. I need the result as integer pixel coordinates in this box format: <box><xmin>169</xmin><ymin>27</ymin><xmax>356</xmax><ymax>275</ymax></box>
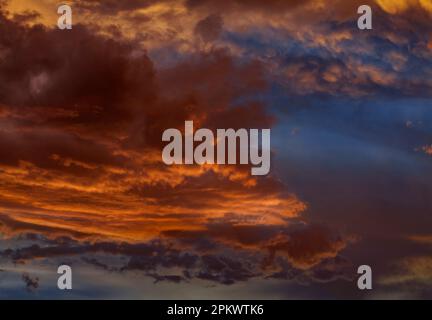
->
<box><xmin>0</xmin><ymin>0</ymin><xmax>431</xmax><ymax>299</ymax></box>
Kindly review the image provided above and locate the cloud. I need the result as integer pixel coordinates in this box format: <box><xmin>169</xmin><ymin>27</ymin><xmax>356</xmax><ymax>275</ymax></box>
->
<box><xmin>185</xmin><ymin>0</ymin><xmax>314</xmax><ymax>12</ymax></box>
<box><xmin>6</xmin><ymin>0</ymin><xmax>432</xmax><ymax>100</ymax></box>
<box><xmin>263</xmin><ymin>225</ymin><xmax>349</xmax><ymax>269</ymax></box>
<box><xmin>0</xmin><ymin>215</ymin><xmax>93</xmax><ymax>239</ymax></box>
<box><xmin>382</xmin><ymin>237</ymin><xmax>432</xmax><ymax>288</ymax></box>
<box><xmin>375</xmin><ymin>0</ymin><xmax>432</xmax><ymax>14</ymax></box>
<box><xmin>75</xmin><ymin>0</ymin><xmax>164</xmax><ymax>14</ymax></box>
<box><xmin>408</xmin><ymin>234</ymin><xmax>432</xmax><ymax>244</ymax></box>
<box><xmin>2</xmin><ymin>1</ymin><xmax>405</xmax><ymax>294</ymax></box>
<box><xmin>162</xmin><ymin>222</ymin><xmax>351</xmax><ymax>270</ymax></box>
<box><xmin>0</xmin><ymin>5</ymin><xmax>310</xmax><ymax>247</ymax></box>
<box><xmin>194</xmin><ymin>14</ymin><xmax>223</xmax><ymax>43</ymax></box>
<box><xmin>380</xmin><ymin>256</ymin><xmax>432</xmax><ymax>286</ymax></box>
<box><xmin>1</xmin><ymin>224</ymin><xmax>351</xmax><ymax>286</ymax></box>
<box><xmin>421</xmin><ymin>145</ymin><xmax>432</xmax><ymax>156</ymax></box>
<box><xmin>21</xmin><ymin>272</ymin><xmax>39</xmax><ymax>292</ymax></box>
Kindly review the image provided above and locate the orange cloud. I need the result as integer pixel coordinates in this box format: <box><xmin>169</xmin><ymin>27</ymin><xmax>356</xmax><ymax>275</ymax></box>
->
<box><xmin>375</xmin><ymin>0</ymin><xmax>432</xmax><ymax>14</ymax></box>
<box><xmin>422</xmin><ymin>145</ymin><xmax>432</xmax><ymax>155</ymax></box>
<box><xmin>0</xmin><ymin>5</ymin><xmax>308</xmax><ymax>248</ymax></box>
<box><xmin>408</xmin><ymin>234</ymin><xmax>432</xmax><ymax>244</ymax></box>
<box><xmin>0</xmin><ymin>1</ymin><xmax>355</xmax><ymax>277</ymax></box>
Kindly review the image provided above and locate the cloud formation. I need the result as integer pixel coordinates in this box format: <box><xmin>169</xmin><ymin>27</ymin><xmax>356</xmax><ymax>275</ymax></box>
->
<box><xmin>1</xmin><ymin>0</ymin><xmax>431</xmax><ymax>298</ymax></box>
<box><xmin>0</xmin><ymin>2</ymin><xmax>350</xmax><ymax>288</ymax></box>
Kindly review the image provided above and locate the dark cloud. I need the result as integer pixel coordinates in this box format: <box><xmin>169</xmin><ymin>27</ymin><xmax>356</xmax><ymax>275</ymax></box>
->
<box><xmin>0</xmin><ymin>6</ymin><xmax>272</xmax><ymax>155</ymax></box>
<box><xmin>194</xmin><ymin>14</ymin><xmax>223</xmax><ymax>43</ymax></box>
<box><xmin>163</xmin><ymin>222</ymin><xmax>351</xmax><ymax>270</ymax></box>
<box><xmin>21</xmin><ymin>272</ymin><xmax>39</xmax><ymax>292</ymax></box>
<box><xmin>264</xmin><ymin>225</ymin><xmax>348</xmax><ymax>269</ymax></box>
<box><xmin>0</xmin><ymin>17</ymin><xmax>156</xmax><ymax>133</ymax></box>
<box><xmin>148</xmin><ymin>273</ymin><xmax>186</xmax><ymax>284</ymax></box>
<box><xmin>1</xmin><ymin>220</ymin><xmax>350</xmax><ymax>286</ymax></box>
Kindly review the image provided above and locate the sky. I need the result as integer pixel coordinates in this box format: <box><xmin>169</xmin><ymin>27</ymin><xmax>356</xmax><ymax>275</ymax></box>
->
<box><xmin>0</xmin><ymin>0</ymin><xmax>431</xmax><ymax>299</ymax></box>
